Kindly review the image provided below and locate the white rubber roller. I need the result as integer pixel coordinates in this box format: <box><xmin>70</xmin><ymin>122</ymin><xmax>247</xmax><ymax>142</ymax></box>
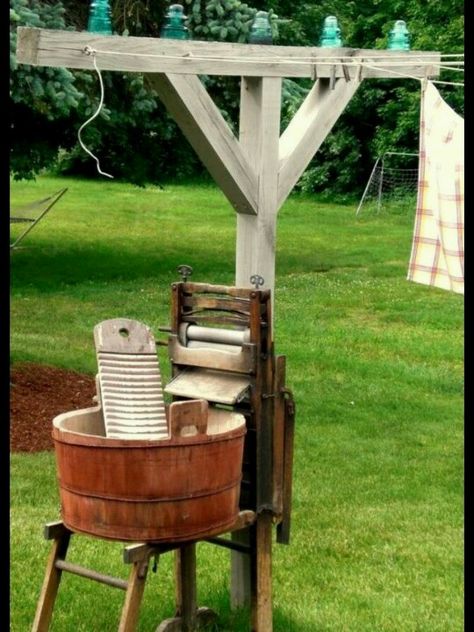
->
<box><xmin>179</xmin><ymin>323</ymin><xmax>250</xmax><ymax>347</ymax></box>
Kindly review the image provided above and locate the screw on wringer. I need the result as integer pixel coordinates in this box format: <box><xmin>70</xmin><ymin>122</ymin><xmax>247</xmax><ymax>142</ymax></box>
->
<box><xmin>177</xmin><ymin>264</ymin><xmax>193</xmax><ymax>282</ymax></box>
<box><xmin>250</xmin><ymin>274</ymin><xmax>265</xmax><ymax>289</ymax></box>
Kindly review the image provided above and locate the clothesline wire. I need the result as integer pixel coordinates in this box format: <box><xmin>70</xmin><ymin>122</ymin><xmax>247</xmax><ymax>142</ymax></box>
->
<box><xmin>438</xmin><ymin>66</ymin><xmax>464</xmax><ymax>73</ymax></box>
<box><xmin>87</xmin><ymin>46</ymin><xmax>462</xmax><ymax>66</ymax></box>
<box><xmin>84</xmin><ymin>47</ymin><xmax>465</xmax><ymax>85</ymax></box>
<box><xmin>81</xmin><ymin>46</ymin><xmax>464</xmax><ymax>87</ymax></box>
<box><xmin>362</xmin><ymin>62</ymin><xmax>464</xmax><ymax>87</ymax></box>
<box><xmin>430</xmin><ymin>79</ymin><xmax>464</xmax><ymax>87</ymax></box>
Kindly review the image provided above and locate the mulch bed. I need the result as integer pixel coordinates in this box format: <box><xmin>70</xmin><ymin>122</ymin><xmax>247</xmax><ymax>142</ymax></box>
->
<box><xmin>10</xmin><ymin>363</ymin><xmax>96</xmax><ymax>453</ymax></box>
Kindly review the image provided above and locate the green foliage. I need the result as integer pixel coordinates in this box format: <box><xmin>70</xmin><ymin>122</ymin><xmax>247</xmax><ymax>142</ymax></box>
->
<box><xmin>10</xmin><ymin>1</ymin><xmax>81</xmax><ymax>117</ymax></box>
<box><xmin>10</xmin><ymin>0</ymin><xmax>203</xmax><ymax>186</ymax></box>
<box><xmin>57</xmin><ymin>70</ymin><xmax>203</xmax><ymax>185</ymax></box>
<box><xmin>10</xmin><ymin>0</ymin><xmax>84</xmax><ymax>179</ymax></box>
<box><xmin>184</xmin><ymin>0</ymin><xmax>256</xmax><ymax>42</ymax></box>
<box><xmin>60</xmin><ymin>0</ymin><xmax>171</xmax><ymax>36</ymax></box>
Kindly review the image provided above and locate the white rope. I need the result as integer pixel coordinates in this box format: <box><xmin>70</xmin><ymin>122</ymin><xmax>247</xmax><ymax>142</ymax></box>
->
<box><xmin>83</xmin><ymin>46</ymin><xmax>465</xmax><ymax>88</ymax></box>
<box><xmin>438</xmin><ymin>65</ymin><xmax>464</xmax><ymax>73</ymax></box>
<box><xmin>361</xmin><ymin>62</ymin><xmax>464</xmax><ymax>87</ymax></box>
<box><xmin>77</xmin><ymin>47</ymin><xmax>113</xmax><ymax>179</ymax></box>
<box><xmin>89</xmin><ymin>46</ymin><xmax>462</xmax><ymax>67</ymax></box>
<box><xmin>431</xmin><ymin>79</ymin><xmax>465</xmax><ymax>87</ymax></box>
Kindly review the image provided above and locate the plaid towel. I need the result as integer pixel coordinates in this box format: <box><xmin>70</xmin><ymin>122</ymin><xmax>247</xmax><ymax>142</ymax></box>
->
<box><xmin>407</xmin><ymin>82</ymin><xmax>464</xmax><ymax>294</ymax></box>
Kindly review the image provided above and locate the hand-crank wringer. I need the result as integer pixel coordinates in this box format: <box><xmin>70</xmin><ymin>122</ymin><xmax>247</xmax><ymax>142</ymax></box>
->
<box><xmin>162</xmin><ymin>269</ymin><xmax>296</xmax><ymax>628</ymax></box>
<box><xmin>33</xmin><ymin>268</ymin><xmax>295</xmax><ymax>632</ymax></box>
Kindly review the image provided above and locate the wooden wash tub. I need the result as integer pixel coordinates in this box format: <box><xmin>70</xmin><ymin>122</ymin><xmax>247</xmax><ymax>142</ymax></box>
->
<box><xmin>52</xmin><ymin>402</ymin><xmax>246</xmax><ymax>542</ymax></box>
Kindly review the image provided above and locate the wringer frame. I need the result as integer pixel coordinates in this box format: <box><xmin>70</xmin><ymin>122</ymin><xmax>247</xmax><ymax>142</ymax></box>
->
<box><xmin>33</xmin><ymin>276</ymin><xmax>295</xmax><ymax>632</ymax></box>
<box><xmin>164</xmin><ymin>277</ymin><xmax>296</xmax><ymax>626</ymax></box>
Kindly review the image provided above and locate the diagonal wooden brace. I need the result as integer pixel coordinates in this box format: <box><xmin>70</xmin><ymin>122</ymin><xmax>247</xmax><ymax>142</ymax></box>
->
<box><xmin>277</xmin><ymin>76</ymin><xmax>361</xmax><ymax>210</ymax></box>
<box><xmin>147</xmin><ymin>73</ymin><xmax>258</xmax><ymax>215</ymax></box>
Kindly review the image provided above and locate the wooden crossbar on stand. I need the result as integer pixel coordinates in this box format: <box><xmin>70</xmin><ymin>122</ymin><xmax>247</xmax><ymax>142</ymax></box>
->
<box><xmin>32</xmin><ymin>512</ymin><xmax>256</xmax><ymax>632</ymax></box>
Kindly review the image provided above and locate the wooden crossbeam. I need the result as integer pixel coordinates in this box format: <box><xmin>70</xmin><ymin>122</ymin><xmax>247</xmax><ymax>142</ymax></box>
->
<box><xmin>147</xmin><ymin>73</ymin><xmax>258</xmax><ymax>214</ymax></box>
<box><xmin>16</xmin><ymin>28</ymin><xmax>440</xmax><ymax>79</ymax></box>
<box><xmin>278</xmin><ymin>77</ymin><xmax>361</xmax><ymax>209</ymax></box>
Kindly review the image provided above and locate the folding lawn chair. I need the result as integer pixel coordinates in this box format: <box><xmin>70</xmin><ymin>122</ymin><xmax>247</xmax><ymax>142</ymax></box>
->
<box><xmin>10</xmin><ymin>187</ymin><xmax>68</xmax><ymax>251</ymax></box>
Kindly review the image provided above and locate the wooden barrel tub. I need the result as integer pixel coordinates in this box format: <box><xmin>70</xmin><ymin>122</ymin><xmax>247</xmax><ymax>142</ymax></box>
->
<box><xmin>52</xmin><ymin>405</ymin><xmax>246</xmax><ymax>542</ymax></box>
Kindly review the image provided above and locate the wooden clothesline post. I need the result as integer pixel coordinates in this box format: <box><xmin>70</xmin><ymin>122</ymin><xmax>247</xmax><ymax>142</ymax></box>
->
<box><xmin>16</xmin><ymin>28</ymin><xmax>440</xmax><ymax>302</ymax></box>
<box><xmin>16</xmin><ymin>27</ymin><xmax>440</xmax><ymax>631</ymax></box>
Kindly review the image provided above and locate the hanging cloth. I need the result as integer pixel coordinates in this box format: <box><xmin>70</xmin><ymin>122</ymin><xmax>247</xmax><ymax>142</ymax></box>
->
<box><xmin>407</xmin><ymin>81</ymin><xmax>464</xmax><ymax>294</ymax></box>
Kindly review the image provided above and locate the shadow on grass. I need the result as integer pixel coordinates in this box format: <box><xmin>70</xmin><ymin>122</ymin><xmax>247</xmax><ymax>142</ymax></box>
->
<box><xmin>10</xmin><ymin>241</ymin><xmax>237</xmax><ymax>291</ymax></box>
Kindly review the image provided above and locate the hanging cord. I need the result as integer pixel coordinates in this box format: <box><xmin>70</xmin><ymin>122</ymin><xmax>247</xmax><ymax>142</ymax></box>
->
<box><xmin>77</xmin><ymin>46</ymin><xmax>113</xmax><ymax>179</ymax></box>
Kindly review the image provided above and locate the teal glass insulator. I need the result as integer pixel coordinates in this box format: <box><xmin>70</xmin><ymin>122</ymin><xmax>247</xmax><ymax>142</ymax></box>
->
<box><xmin>387</xmin><ymin>20</ymin><xmax>411</xmax><ymax>50</ymax></box>
<box><xmin>248</xmin><ymin>11</ymin><xmax>273</xmax><ymax>45</ymax></box>
<box><xmin>319</xmin><ymin>15</ymin><xmax>342</xmax><ymax>47</ymax></box>
<box><xmin>160</xmin><ymin>4</ymin><xmax>190</xmax><ymax>40</ymax></box>
<box><xmin>87</xmin><ymin>0</ymin><xmax>113</xmax><ymax>35</ymax></box>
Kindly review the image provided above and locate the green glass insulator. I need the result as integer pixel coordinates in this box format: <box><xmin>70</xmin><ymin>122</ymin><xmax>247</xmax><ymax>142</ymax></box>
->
<box><xmin>248</xmin><ymin>11</ymin><xmax>273</xmax><ymax>45</ymax></box>
<box><xmin>319</xmin><ymin>15</ymin><xmax>343</xmax><ymax>48</ymax></box>
<box><xmin>387</xmin><ymin>20</ymin><xmax>411</xmax><ymax>50</ymax></box>
<box><xmin>87</xmin><ymin>0</ymin><xmax>113</xmax><ymax>35</ymax></box>
<box><xmin>160</xmin><ymin>4</ymin><xmax>190</xmax><ymax>40</ymax></box>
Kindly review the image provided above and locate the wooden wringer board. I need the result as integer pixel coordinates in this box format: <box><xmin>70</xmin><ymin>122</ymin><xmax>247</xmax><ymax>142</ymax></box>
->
<box><xmin>164</xmin><ymin>278</ymin><xmax>295</xmax><ymax>631</ymax></box>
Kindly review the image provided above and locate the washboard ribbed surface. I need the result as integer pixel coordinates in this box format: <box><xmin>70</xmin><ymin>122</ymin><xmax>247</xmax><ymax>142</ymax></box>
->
<box><xmin>94</xmin><ymin>319</ymin><xmax>168</xmax><ymax>440</ymax></box>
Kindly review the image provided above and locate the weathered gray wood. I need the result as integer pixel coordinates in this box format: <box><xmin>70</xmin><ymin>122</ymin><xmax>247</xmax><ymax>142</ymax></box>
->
<box><xmin>228</xmin><ymin>510</ymin><xmax>256</xmax><ymax>531</ymax></box>
<box><xmin>235</xmin><ymin>77</ymin><xmax>282</xmax><ymax>293</ymax></box>
<box><xmin>16</xmin><ymin>28</ymin><xmax>441</xmax><ymax>79</ymax></box>
<box><xmin>169</xmin><ymin>399</ymin><xmax>208</xmax><ymax>437</ymax></box>
<box><xmin>231</xmin><ymin>528</ymin><xmax>252</xmax><ymax>610</ymax></box>
<box><xmin>232</xmin><ymin>76</ymin><xmax>281</xmax><ymax>613</ymax></box>
<box><xmin>94</xmin><ymin>319</ymin><xmax>169</xmax><ymax>440</ymax></box>
<box><xmin>147</xmin><ymin>73</ymin><xmax>258</xmax><ymax>215</ymax></box>
<box><xmin>123</xmin><ymin>543</ymin><xmax>178</xmax><ymax>564</ymax></box>
<box><xmin>94</xmin><ymin>318</ymin><xmax>156</xmax><ymax>354</ymax></box>
<box><xmin>165</xmin><ymin>368</ymin><xmax>250</xmax><ymax>405</ymax></box>
<box><xmin>43</xmin><ymin>521</ymin><xmax>70</xmax><ymax>541</ymax></box>
<box><xmin>278</xmin><ymin>77</ymin><xmax>361</xmax><ymax>209</ymax></box>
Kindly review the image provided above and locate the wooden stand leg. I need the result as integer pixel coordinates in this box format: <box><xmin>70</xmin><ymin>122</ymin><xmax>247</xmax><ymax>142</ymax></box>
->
<box><xmin>32</xmin><ymin>526</ymin><xmax>71</xmax><ymax>632</ymax></box>
<box><xmin>251</xmin><ymin>513</ymin><xmax>273</xmax><ymax>632</ymax></box>
<box><xmin>156</xmin><ymin>543</ymin><xmax>216</xmax><ymax>632</ymax></box>
<box><xmin>231</xmin><ymin>528</ymin><xmax>251</xmax><ymax>609</ymax></box>
<box><xmin>118</xmin><ymin>559</ymin><xmax>150</xmax><ymax>632</ymax></box>
<box><xmin>174</xmin><ymin>543</ymin><xmax>198</xmax><ymax>630</ymax></box>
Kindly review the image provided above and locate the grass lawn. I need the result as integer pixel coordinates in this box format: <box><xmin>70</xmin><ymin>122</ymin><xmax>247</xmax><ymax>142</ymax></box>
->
<box><xmin>10</xmin><ymin>175</ymin><xmax>463</xmax><ymax>631</ymax></box>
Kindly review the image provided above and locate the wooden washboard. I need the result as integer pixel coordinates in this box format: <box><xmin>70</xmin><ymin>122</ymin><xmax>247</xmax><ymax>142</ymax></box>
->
<box><xmin>93</xmin><ymin>318</ymin><xmax>168</xmax><ymax>440</ymax></box>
